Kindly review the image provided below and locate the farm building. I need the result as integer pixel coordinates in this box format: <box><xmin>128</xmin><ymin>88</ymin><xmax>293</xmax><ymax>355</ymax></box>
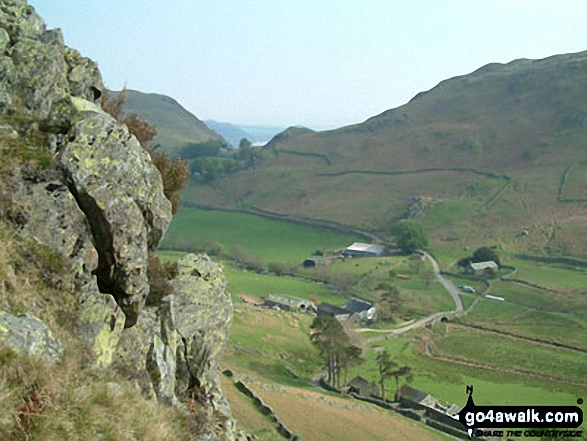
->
<box><xmin>346</xmin><ymin>376</ymin><xmax>379</xmax><ymax>398</ymax></box>
<box><xmin>317</xmin><ymin>298</ymin><xmax>376</xmax><ymax>324</ymax></box>
<box><xmin>316</xmin><ymin>303</ymin><xmax>349</xmax><ymax>319</ymax></box>
<box><xmin>345</xmin><ymin>242</ymin><xmax>385</xmax><ymax>257</ymax></box>
<box><xmin>398</xmin><ymin>385</ymin><xmax>439</xmax><ymax>409</ymax></box>
<box><xmin>303</xmin><ymin>257</ymin><xmax>325</xmax><ymax>267</ymax></box>
<box><xmin>466</xmin><ymin>261</ymin><xmax>498</xmax><ymax>276</ymax></box>
<box><xmin>264</xmin><ymin>294</ymin><xmax>316</xmax><ymax>312</ymax></box>
<box><xmin>345</xmin><ymin>297</ymin><xmax>377</xmax><ymax>323</ymax></box>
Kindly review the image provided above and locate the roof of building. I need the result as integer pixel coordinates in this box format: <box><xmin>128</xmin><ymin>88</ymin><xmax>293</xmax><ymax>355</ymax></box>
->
<box><xmin>266</xmin><ymin>294</ymin><xmax>315</xmax><ymax>309</ymax></box>
<box><xmin>399</xmin><ymin>385</ymin><xmax>429</xmax><ymax>403</ymax></box>
<box><xmin>303</xmin><ymin>257</ymin><xmax>325</xmax><ymax>265</ymax></box>
<box><xmin>469</xmin><ymin>261</ymin><xmax>498</xmax><ymax>270</ymax></box>
<box><xmin>317</xmin><ymin>303</ymin><xmax>348</xmax><ymax>316</ymax></box>
<box><xmin>345</xmin><ymin>297</ymin><xmax>373</xmax><ymax>314</ymax></box>
<box><xmin>346</xmin><ymin>243</ymin><xmax>385</xmax><ymax>254</ymax></box>
<box><xmin>348</xmin><ymin>376</ymin><xmax>376</xmax><ymax>390</ymax></box>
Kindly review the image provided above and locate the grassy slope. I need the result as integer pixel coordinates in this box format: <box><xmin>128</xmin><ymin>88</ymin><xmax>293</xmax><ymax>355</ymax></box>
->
<box><xmin>120</xmin><ymin>89</ymin><xmax>225</xmax><ymax>155</ymax></box>
<box><xmin>161</xmin><ymin>207</ymin><xmax>359</xmax><ymax>264</ymax></box>
<box><xmin>185</xmin><ymin>51</ymin><xmax>587</xmax><ymax>256</ymax></box>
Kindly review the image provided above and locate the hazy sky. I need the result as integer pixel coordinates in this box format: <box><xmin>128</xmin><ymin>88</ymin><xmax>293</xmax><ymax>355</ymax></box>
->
<box><xmin>29</xmin><ymin>0</ymin><xmax>587</xmax><ymax>129</ymax></box>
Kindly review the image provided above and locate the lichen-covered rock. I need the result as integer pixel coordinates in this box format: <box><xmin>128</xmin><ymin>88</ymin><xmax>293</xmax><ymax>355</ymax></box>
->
<box><xmin>63</xmin><ymin>47</ymin><xmax>103</xmax><ymax>102</ymax></box>
<box><xmin>4</xmin><ymin>167</ymin><xmax>128</xmax><ymax>367</ymax></box>
<box><xmin>0</xmin><ymin>310</ymin><xmax>64</xmax><ymax>362</ymax></box>
<box><xmin>171</xmin><ymin>254</ymin><xmax>242</xmax><ymax>440</ymax></box>
<box><xmin>57</xmin><ymin>102</ymin><xmax>172</xmax><ymax>326</ymax></box>
<box><xmin>171</xmin><ymin>254</ymin><xmax>233</xmax><ymax>396</ymax></box>
<box><xmin>12</xmin><ymin>171</ymin><xmax>98</xmax><ymax>279</ymax></box>
<box><xmin>0</xmin><ymin>1</ymin><xmax>103</xmax><ymax>125</ymax></box>
<box><xmin>115</xmin><ymin>299</ymin><xmax>177</xmax><ymax>405</ymax></box>
<box><xmin>11</xmin><ymin>37</ymin><xmax>69</xmax><ymax>120</ymax></box>
<box><xmin>115</xmin><ymin>254</ymin><xmax>246</xmax><ymax>440</ymax></box>
<box><xmin>78</xmin><ymin>279</ymin><xmax>126</xmax><ymax>369</ymax></box>
<box><xmin>0</xmin><ymin>1</ymin><xmax>45</xmax><ymax>42</ymax></box>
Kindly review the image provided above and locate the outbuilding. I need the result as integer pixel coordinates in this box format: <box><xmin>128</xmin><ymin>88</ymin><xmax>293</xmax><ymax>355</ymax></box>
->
<box><xmin>264</xmin><ymin>294</ymin><xmax>316</xmax><ymax>312</ymax></box>
<box><xmin>345</xmin><ymin>243</ymin><xmax>385</xmax><ymax>257</ymax></box>
<box><xmin>347</xmin><ymin>376</ymin><xmax>379</xmax><ymax>398</ymax></box>
<box><xmin>303</xmin><ymin>257</ymin><xmax>325</xmax><ymax>267</ymax></box>
<box><xmin>466</xmin><ymin>261</ymin><xmax>498</xmax><ymax>276</ymax></box>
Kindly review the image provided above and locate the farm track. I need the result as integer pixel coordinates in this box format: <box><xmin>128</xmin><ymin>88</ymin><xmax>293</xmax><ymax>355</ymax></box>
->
<box><xmin>360</xmin><ymin>252</ymin><xmax>466</xmax><ymax>342</ymax></box>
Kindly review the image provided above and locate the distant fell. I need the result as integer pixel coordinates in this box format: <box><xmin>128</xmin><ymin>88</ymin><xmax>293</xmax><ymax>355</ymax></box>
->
<box><xmin>204</xmin><ymin>120</ymin><xmax>250</xmax><ymax>148</ymax></box>
<box><xmin>117</xmin><ymin>89</ymin><xmax>226</xmax><ymax>155</ymax></box>
<box><xmin>205</xmin><ymin>120</ymin><xmax>286</xmax><ymax>147</ymax></box>
<box><xmin>187</xmin><ymin>50</ymin><xmax>587</xmax><ymax>257</ymax></box>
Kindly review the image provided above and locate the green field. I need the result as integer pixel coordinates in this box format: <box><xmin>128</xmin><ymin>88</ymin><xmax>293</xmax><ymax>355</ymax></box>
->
<box><xmin>155</xmin><ymin>250</ymin><xmax>346</xmax><ymax>305</ymax></box>
<box><xmin>222</xmin><ymin>265</ymin><xmax>345</xmax><ymax>305</ymax></box>
<box><xmin>225</xmin><ymin>306</ymin><xmax>321</xmax><ymax>385</ymax></box>
<box><xmin>433</xmin><ymin>325</ymin><xmax>587</xmax><ymax>384</ymax></box>
<box><xmin>348</xmin><ymin>334</ymin><xmax>582</xmax><ymax>409</ymax></box>
<box><xmin>508</xmin><ymin>258</ymin><xmax>587</xmax><ymax>290</ymax></box>
<box><xmin>161</xmin><ymin>207</ymin><xmax>358</xmax><ymax>264</ymax></box>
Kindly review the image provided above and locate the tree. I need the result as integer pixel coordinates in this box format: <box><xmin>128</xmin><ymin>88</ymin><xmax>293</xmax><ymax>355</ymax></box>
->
<box><xmin>340</xmin><ymin>345</ymin><xmax>364</xmax><ymax>387</ymax></box>
<box><xmin>179</xmin><ymin>139</ymin><xmax>226</xmax><ymax>159</ymax></box>
<box><xmin>374</xmin><ymin>283</ymin><xmax>402</xmax><ymax>321</ymax></box>
<box><xmin>148</xmin><ymin>146</ymin><xmax>189</xmax><ymax>215</ymax></box>
<box><xmin>390</xmin><ymin>365</ymin><xmax>413</xmax><ymax>401</ymax></box>
<box><xmin>376</xmin><ymin>349</ymin><xmax>396</xmax><ymax>402</ymax></box>
<box><xmin>395</xmin><ymin>220</ymin><xmax>428</xmax><ymax>254</ymax></box>
<box><xmin>239</xmin><ymin>138</ymin><xmax>252</xmax><ymax>149</ymax></box>
<box><xmin>310</xmin><ymin>316</ymin><xmax>351</xmax><ymax>389</ymax></box>
<box><xmin>471</xmin><ymin>246</ymin><xmax>500</xmax><ymax>266</ymax></box>
<box><xmin>457</xmin><ymin>256</ymin><xmax>472</xmax><ymax>269</ymax></box>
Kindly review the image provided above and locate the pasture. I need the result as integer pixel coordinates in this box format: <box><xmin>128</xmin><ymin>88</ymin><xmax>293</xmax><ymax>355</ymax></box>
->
<box><xmin>224</xmin><ymin>306</ymin><xmax>320</xmax><ymax>385</ymax></box>
<box><xmin>161</xmin><ymin>207</ymin><xmax>358</xmax><ymax>264</ymax></box>
<box><xmin>222</xmin><ymin>265</ymin><xmax>345</xmax><ymax>305</ymax></box>
<box><xmin>347</xmin><ymin>333</ymin><xmax>582</xmax><ymax>410</ymax></box>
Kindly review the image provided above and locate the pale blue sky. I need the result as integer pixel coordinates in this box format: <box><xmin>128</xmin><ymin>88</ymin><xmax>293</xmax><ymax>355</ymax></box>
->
<box><xmin>29</xmin><ymin>0</ymin><xmax>587</xmax><ymax>129</ymax></box>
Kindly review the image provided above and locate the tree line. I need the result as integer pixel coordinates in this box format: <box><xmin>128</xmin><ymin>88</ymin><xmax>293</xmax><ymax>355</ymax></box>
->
<box><xmin>310</xmin><ymin>316</ymin><xmax>411</xmax><ymax>401</ymax></box>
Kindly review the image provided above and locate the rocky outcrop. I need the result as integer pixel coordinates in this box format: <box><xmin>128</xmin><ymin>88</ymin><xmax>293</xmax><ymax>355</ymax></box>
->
<box><xmin>116</xmin><ymin>254</ymin><xmax>243</xmax><ymax>440</ymax></box>
<box><xmin>0</xmin><ymin>1</ymin><xmax>242</xmax><ymax>439</ymax></box>
<box><xmin>0</xmin><ymin>311</ymin><xmax>64</xmax><ymax>362</ymax></box>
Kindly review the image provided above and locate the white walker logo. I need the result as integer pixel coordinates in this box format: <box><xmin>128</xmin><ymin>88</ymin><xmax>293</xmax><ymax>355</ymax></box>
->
<box><xmin>451</xmin><ymin>385</ymin><xmax>584</xmax><ymax>439</ymax></box>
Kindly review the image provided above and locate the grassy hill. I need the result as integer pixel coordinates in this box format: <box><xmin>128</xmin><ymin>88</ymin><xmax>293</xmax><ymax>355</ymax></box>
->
<box><xmin>185</xmin><ymin>50</ymin><xmax>587</xmax><ymax>257</ymax></box>
<box><xmin>117</xmin><ymin>89</ymin><xmax>226</xmax><ymax>155</ymax></box>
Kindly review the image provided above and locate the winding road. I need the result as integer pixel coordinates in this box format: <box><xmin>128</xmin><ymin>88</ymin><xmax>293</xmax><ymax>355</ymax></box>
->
<box><xmin>358</xmin><ymin>251</ymin><xmax>464</xmax><ymax>339</ymax></box>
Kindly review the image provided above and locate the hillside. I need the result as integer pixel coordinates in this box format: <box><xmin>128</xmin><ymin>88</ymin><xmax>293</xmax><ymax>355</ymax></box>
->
<box><xmin>118</xmin><ymin>89</ymin><xmax>226</xmax><ymax>155</ymax></box>
<box><xmin>186</xmin><ymin>50</ymin><xmax>587</xmax><ymax>257</ymax></box>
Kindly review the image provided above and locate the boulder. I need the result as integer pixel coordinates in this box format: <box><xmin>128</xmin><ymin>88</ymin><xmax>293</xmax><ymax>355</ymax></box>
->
<box><xmin>0</xmin><ymin>310</ymin><xmax>64</xmax><ymax>362</ymax></box>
